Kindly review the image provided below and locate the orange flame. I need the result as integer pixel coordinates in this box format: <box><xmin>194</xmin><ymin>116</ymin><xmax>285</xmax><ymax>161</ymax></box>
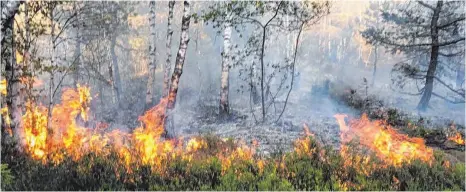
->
<box><xmin>448</xmin><ymin>132</ymin><xmax>465</xmax><ymax>145</ymax></box>
<box><xmin>19</xmin><ymin>85</ymin><xmax>263</xmax><ymax>174</ymax></box>
<box><xmin>334</xmin><ymin>114</ymin><xmax>434</xmax><ymax>167</ymax></box>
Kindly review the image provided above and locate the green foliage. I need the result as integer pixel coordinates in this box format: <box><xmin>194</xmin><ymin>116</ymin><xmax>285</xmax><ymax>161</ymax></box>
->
<box><xmin>1</xmin><ymin>164</ymin><xmax>15</xmax><ymax>190</ymax></box>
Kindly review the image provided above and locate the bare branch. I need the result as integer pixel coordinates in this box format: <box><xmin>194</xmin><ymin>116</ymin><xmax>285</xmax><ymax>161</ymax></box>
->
<box><xmin>378</xmin><ymin>37</ymin><xmax>465</xmax><ymax>47</ymax></box>
<box><xmin>439</xmin><ymin>50</ymin><xmax>464</xmax><ymax>57</ymax></box>
<box><xmin>432</xmin><ymin>92</ymin><xmax>465</xmax><ymax>104</ymax></box>
<box><xmin>417</xmin><ymin>1</ymin><xmax>435</xmax><ymax>11</ymax></box>
<box><xmin>438</xmin><ymin>16</ymin><xmax>465</xmax><ymax>29</ymax></box>
<box><xmin>433</xmin><ymin>76</ymin><xmax>465</xmax><ymax>97</ymax></box>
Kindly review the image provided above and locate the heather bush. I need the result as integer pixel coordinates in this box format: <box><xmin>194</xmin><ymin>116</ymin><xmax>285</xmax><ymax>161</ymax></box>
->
<box><xmin>1</xmin><ymin>135</ymin><xmax>464</xmax><ymax>191</ymax></box>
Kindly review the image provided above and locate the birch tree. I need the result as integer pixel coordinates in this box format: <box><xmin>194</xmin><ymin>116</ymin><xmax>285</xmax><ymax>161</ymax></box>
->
<box><xmin>204</xmin><ymin>1</ymin><xmax>330</xmax><ymax>122</ymax></box>
<box><xmin>1</xmin><ymin>1</ymin><xmax>22</xmax><ymax>136</ymax></box>
<box><xmin>219</xmin><ymin>5</ymin><xmax>232</xmax><ymax>117</ymax></box>
<box><xmin>162</xmin><ymin>1</ymin><xmax>175</xmax><ymax>98</ymax></box>
<box><xmin>165</xmin><ymin>1</ymin><xmax>191</xmax><ymax>138</ymax></box>
<box><xmin>145</xmin><ymin>1</ymin><xmax>157</xmax><ymax>108</ymax></box>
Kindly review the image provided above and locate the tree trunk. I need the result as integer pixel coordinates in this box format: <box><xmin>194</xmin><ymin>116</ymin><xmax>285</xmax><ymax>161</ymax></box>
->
<box><xmin>1</xmin><ymin>0</ymin><xmax>21</xmax><ymax>134</ymax></box>
<box><xmin>260</xmin><ymin>26</ymin><xmax>266</xmax><ymax>122</ymax></box>
<box><xmin>371</xmin><ymin>45</ymin><xmax>378</xmax><ymax>87</ymax></box>
<box><xmin>73</xmin><ymin>2</ymin><xmax>81</xmax><ymax>87</ymax></box>
<box><xmin>258</xmin><ymin>3</ymin><xmax>282</xmax><ymax>122</ymax></box>
<box><xmin>47</xmin><ymin>5</ymin><xmax>55</xmax><ymax>139</ymax></box>
<box><xmin>4</xmin><ymin>14</ymin><xmax>23</xmax><ymax>139</ymax></box>
<box><xmin>219</xmin><ymin>11</ymin><xmax>232</xmax><ymax>116</ymax></box>
<box><xmin>417</xmin><ymin>1</ymin><xmax>443</xmax><ymax>111</ymax></box>
<box><xmin>145</xmin><ymin>1</ymin><xmax>157</xmax><ymax>109</ymax></box>
<box><xmin>163</xmin><ymin>1</ymin><xmax>175</xmax><ymax>98</ymax></box>
<box><xmin>110</xmin><ymin>34</ymin><xmax>122</xmax><ymax>107</ymax></box>
<box><xmin>165</xmin><ymin>1</ymin><xmax>191</xmax><ymax>138</ymax></box>
<box><xmin>251</xmin><ymin>62</ymin><xmax>260</xmax><ymax>104</ymax></box>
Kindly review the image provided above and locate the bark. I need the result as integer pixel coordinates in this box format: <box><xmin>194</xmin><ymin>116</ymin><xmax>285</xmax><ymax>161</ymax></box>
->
<box><xmin>163</xmin><ymin>1</ymin><xmax>175</xmax><ymax>98</ymax></box>
<box><xmin>145</xmin><ymin>1</ymin><xmax>157</xmax><ymax>108</ymax></box>
<box><xmin>417</xmin><ymin>1</ymin><xmax>443</xmax><ymax>111</ymax></box>
<box><xmin>4</xmin><ymin>13</ymin><xmax>23</xmax><ymax>139</ymax></box>
<box><xmin>219</xmin><ymin>11</ymin><xmax>232</xmax><ymax>116</ymax></box>
<box><xmin>73</xmin><ymin>2</ymin><xmax>81</xmax><ymax>87</ymax></box>
<box><xmin>110</xmin><ymin>34</ymin><xmax>122</xmax><ymax>107</ymax></box>
<box><xmin>165</xmin><ymin>1</ymin><xmax>191</xmax><ymax>138</ymax></box>
<box><xmin>1</xmin><ymin>1</ymin><xmax>21</xmax><ymax>131</ymax></box>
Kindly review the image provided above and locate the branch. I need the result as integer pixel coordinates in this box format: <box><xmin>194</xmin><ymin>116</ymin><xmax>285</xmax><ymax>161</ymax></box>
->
<box><xmin>431</xmin><ymin>92</ymin><xmax>465</xmax><ymax>104</ymax></box>
<box><xmin>439</xmin><ymin>50</ymin><xmax>464</xmax><ymax>57</ymax></box>
<box><xmin>433</xmin><ymin>76</ymin><xmax>465</xmax><ymax>97</ymax></box>
<box><xmin>51</xmin><ymin>51</ymin><xmax>82</xmax><ymax>99</ymax></box>
<box><xmin>437</xmin><ymin>38</ymin><xmax>465</xmax><ymax>47</ymax></box>
<box><xmin>264</xmin><ymin>2</ymin><xmax>283</xmax><ymax>28</ymax></box>
<box><xmin>438</xmin><ymin>16</ymin><xmax>465</xmax><ymax>29</ymax></box>
<box><xmin>276</xmin><ymin>22</ymin><xmax>304</xmax><ymax>123</ymax></box>
<box><xmin>417</xmin><ymin>1</ymin><xmax>435</xmax><ymax>11</ymax></box>
<box><xmin>378</xmin><ymin>37</ymin><xmax>465</xmax><ymax>48</ymax></box>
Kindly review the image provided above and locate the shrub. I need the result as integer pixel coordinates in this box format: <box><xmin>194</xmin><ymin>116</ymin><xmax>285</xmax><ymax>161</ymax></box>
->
<box><xmin>1</xmin><ymin>135</ymin><xmax>464</xmax><ymax>191</ymax></box>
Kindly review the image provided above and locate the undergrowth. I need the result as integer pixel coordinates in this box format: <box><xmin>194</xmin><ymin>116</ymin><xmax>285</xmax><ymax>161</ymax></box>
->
<box><xmin>1</xmin><ymin>135</ymin><xmax>464</xmax><ymax>191</ymax></box>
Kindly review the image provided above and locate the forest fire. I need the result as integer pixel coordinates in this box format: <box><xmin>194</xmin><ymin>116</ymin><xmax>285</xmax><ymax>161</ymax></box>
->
<box><xmin>334</xmin><ymin>114</ymin><xmax>434</xmax><ymax>167</ymax></box>
<box><xmin>18</xmin><ymin>85</ymin><xmax>439</xmax><ymax>172</ymax></box>
<box><xmin>448</xmin><ymin>132</ymin><xmax>465</xmax><ymax>145</ymax></box>
<box><xmin>19</xmin><ymin>85</ymin><xmax>257</xmax><ymax>173</ymax></box>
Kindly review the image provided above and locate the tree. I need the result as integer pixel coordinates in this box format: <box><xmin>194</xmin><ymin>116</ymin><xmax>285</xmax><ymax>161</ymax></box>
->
<box><xmin>0</xmin><ymin>1</ymin><xmax>21</xmax><ymax>43</ymax></box>
<box><xmin>145</xmin><ymin>1</ymin><xmax>157</xmax><ymax>109</ymax></box>
<box><xmin>362</xmin><ymin>1</ymin><xmax>465</xmax><ymax>110</ymax></box>
<box><xmin>165</xmin><ymin>0</ymin><xmax>191</xmax><ymax>138</ymax></box>
<box><xmin>204</xmin><ymin>1</ymin><xmax>330</xmax><ymax>122</ymax></box>
<box><xmin>219</xmin><ymin>3</ymin><xmax>233</xmax><ymax>117</ymax></box>
<box><xmin>162</xmin><ymin>1</ymin><xmax>175</xmax><ymax>98</ymax></box>
<box><xmin>276</xmin><ymin>1</ymin><xmax>330</xmax><ymax>122</ymax></box>
<box><xmin>1</xmin><ymin>1</ymin><xmax>22</xmax><ymax>137</ymax></box>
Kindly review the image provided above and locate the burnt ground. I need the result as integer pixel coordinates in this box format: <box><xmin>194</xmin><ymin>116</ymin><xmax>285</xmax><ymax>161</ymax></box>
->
<box><xmin>177</xmin><ymin>80</ymin><xmax>465</xmax><ymax>163</ymax></box>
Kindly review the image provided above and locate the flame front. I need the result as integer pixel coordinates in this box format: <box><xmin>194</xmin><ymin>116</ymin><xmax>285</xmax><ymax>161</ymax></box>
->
<box><xmin>20</xmin><ymin>85</ymin><xmax>258</xmax><ymax>174</ymax></box>
<box><xmin>19</xmin><ymin>85</ymin><xmax>438</xmax><ymax>176</ymax></box>
<box><xmin>334</xmin><ymin>114</ymin><xmax>434</xmax><ymax>167</ymax></box>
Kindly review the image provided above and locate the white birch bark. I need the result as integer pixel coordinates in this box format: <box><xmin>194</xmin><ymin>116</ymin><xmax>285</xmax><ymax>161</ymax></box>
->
<box><xmin>145</xmin><ymin>1</ymin><xmax>157</xmax><ymax>108</ymax></box>
<box><xmin>165</xmin><ymin>1</ymin><xmax>191</xmax><ymax>138</ymax></box>
<box><xmin>163</xmin><ymin>1</ymin><xmax>175</xmax><ymax>98</ymax></box>
<box><xmin>219</xmin><ymin>10</ymin><xmax>232</xmax><ymax>115</ymax></box>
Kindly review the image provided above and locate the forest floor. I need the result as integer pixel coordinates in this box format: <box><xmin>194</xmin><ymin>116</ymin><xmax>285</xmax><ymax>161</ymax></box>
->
<box><xmin>180</xmin><ymin>80</ymin><xmax>465</xmax><ymax>163</ymax></box>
